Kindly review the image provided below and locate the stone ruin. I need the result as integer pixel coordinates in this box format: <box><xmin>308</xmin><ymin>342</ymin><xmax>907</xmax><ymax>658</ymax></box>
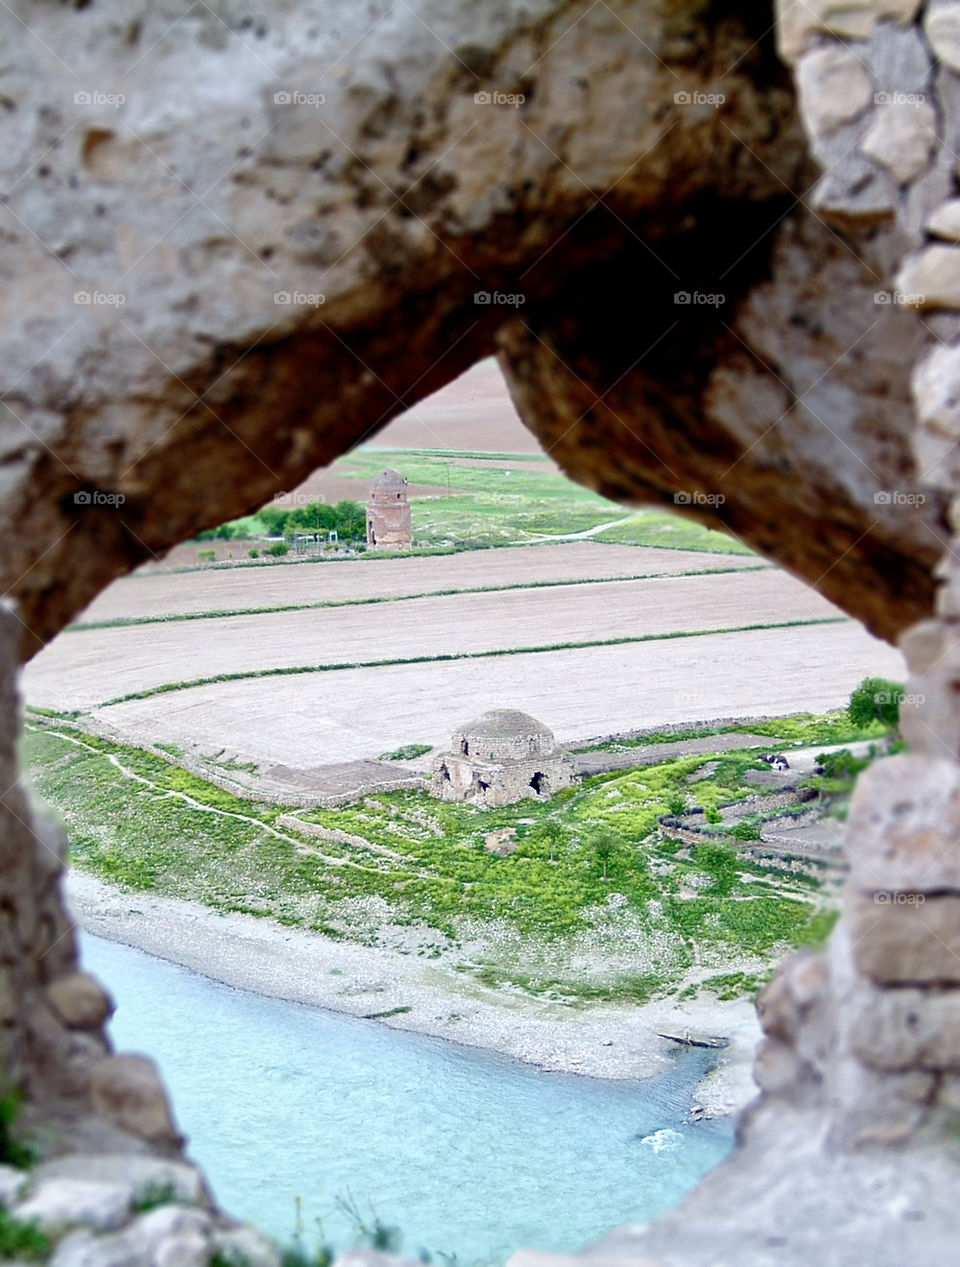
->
<box><xmin>1</xmin><ymin>0</ymin><xmax>960</xmax><ymax>1262</ymax></box>
<box><xmin>366</xmin><ymin>469</ymin><xmax>412</xmax><ymax>549</ymax></box>
<box><xmin>431</xmin><ymin>709</ymin><xmax>575</xmax><ymax>807</ymax></box>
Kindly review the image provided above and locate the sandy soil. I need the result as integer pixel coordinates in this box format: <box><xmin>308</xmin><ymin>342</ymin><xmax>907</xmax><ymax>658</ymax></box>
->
<box><xmin>30</xmin><ymin>569</ymin><xmax>842</xmax><ymax>713</ymax></box>
<box><xmin>66</xmin><ymin>870</ymin><xmax>760</xmax><ymax>1117</ymax></box>
<box><xmin>74</xmin><ymin>623</ymin><xmax>905</xmax><ymax>768</ymax></box>
<box><xmin>73</xmin><ymin>543</ymin><xmax>750</xmax><ymax>625</ymax></box>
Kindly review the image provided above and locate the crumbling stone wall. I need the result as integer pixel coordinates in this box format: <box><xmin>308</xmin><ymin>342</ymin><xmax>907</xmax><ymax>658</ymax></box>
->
<box><xmin>1</xmin><ymin>0</ymin><xmax>960</xmax><ymax>1263</ymax></box>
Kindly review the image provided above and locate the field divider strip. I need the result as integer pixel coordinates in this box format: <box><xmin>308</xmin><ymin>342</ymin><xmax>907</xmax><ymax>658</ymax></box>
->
<box><xmin>93</xmin><ymin>616</ymin><xmax>848</xmax><ymax>709</ymax></box>
<box><xmin>67</xmin><ymin>565</ymin><xmax>770</xmax><ymax>632</ymax></box>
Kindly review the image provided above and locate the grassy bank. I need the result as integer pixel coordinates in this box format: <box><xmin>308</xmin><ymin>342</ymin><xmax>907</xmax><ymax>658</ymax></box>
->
<box><xmin>19</xmin><ymin>711</ymin><xmax>876</xmax><ymax>1005</ymax></box>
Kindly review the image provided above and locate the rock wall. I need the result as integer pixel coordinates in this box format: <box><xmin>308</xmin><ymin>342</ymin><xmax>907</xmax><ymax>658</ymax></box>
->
<box><xmin>0</xmin><ymin>0</ymin><xmax>959</xmax><ymax>1263</ymax></box>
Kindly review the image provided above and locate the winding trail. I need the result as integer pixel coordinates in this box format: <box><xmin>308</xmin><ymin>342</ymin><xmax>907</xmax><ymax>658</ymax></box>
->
<box><xmin>29</xmin><ymin>723</ymin><xmax>362</xmax><ymax>870</ymax></box>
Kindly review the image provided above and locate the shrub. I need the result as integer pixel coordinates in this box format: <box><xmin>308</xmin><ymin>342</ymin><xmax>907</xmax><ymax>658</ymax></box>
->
<box><xmin>704</xmin><ymin>806</ymin><xmax>722</xmax><ymax>825</ymax></box>
<box><xmin>666</xmin><ymin>793</ymin><xmax>686</xmax><ymax>816</ymax></box>
<box><xmin>815</xmin><ymin>748</ymin><xmax>869</xmax><ymax>780</ymax></box>
<box><xmin>196</xmin><ymin>549</ymin><xmax>216</xmax><ymax>564</ymax></box>
<box><xmin>732</xmin><ymin>820</ymin><xmax>762</xmax><ymax>841</ymax></box>
<box><xmin>248</xmin><ymin>548</ymin><xmax>260</xmax><ymax>559</ymax></box>
<box><xmin>378</xmin><ymin>744</ymin><xmax>432</xmax><ymax>761</ymax></box>
<box><xmin>265</xmin><ymin>543</ymin><xmax>289</xmax><ymax>557</ymax></box>
<box><xmin>0</xmin><ymin>1211</ymin><xmax>48</xmax><ymax>1261</ymax></box>
<box><xmin>0</xmin><ymin>1089</ymin><xmax>34</xmax><ymax>1169</ymax></box>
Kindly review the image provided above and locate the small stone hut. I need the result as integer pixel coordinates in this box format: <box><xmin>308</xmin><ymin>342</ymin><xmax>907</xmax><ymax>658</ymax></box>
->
<box><xmin>431</xmin><ymin>709</ymin><xmax>575</xmax><ymax>807</ymax></box>
<box><xmin>366</xmin><ymin>468</ymin><xmax>412</xmax><ymax>548</ymax></box>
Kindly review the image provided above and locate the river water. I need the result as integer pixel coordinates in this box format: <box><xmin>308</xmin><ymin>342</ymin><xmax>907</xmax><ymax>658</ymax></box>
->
<box><xmin>80</xmin><ymin>934</ymin><xmax>732</xmax><ymax>1265</ymax></box>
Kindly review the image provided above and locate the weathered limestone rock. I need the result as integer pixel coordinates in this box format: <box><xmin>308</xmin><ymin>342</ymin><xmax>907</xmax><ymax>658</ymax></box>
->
<box><xmin>34</xmin><ymin>1154</ymin><xmax>205</xmax><ymax>1208</ymax></box>
<box><xmin>46</xmin><ymin>974</ymin><xmax>114</xmax><ymax>1032</ymax></box>
<box><xmin>926</xmin><ymin>198</ymin><xmax>960</xmax><ymax>238</ymax></box>
<box><xmin>777</xmin><ymin>0</ymin><xmax>922</xmax><ymax>62</ymax></box>
<box><xmin>88</xmin><ymin>1056</ymin><xmax>180</xmax><ymax>1149</ymax></box>
<box><xmin>51</xmin><ymin>1206</ymin><xmax>218</xmax><ymax>1267</ymax></box>
<box><xmin>897</xmin><ymin>245</ymin><xmax>960</xmax><ymax>307</ymax></box>
<box><xmin>861</xmin><ymin>99</ymin><xmax>937</xmax><ymax>182</ymax></box>
<box><xmin>845</xmin><ymin>888</ymin><xmax>960</xmax><ymax>984</ymax></box>
<box><xmin>797</xmin><ymin>47</ymin><xmax>875</xmax><ymax>136</ymax></box>
<box><xmin>846</xmin><ymin>982</ymin><xmax>960</xmax><ymax>1070</ymax></box>
<box><xmin>4</xmin><ymin>0</ymin><xmax>960</xmax><ymax>1263</ymax></box>
<box><xmin>843</xmin><ymin>756</ymin><xmax>960</xmax><ymax>892</ymax></box>
<box><xmin>926</xmin><ymin>2</ymin><xmax>960</xmax><ymax>71</ymax></box>
<box><xmin>0</xmin><ymin>0</ymin><xmax>945</xmax><ymax>654</ymax></box>
<box><xmin>14</xmin><ymin>1177</ymin><xmax>131</xmax><ymax>1233</ymax></box>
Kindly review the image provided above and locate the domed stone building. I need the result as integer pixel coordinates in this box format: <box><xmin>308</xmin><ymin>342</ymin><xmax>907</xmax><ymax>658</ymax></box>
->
<box><xmin>366</xmin><ymin>468</ymin><xmax>412</xmax><ymax>548</ymax></box>
<box><xmin>430</xmin><ymin>709</ymin><xmax>575</xmax><ymax>807</ymax></box>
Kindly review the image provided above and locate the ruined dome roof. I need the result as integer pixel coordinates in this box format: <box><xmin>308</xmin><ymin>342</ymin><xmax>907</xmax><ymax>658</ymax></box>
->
<box><xmin>371</xmin><ymin>468</ymin><xmax>407</xmax><ymax>489</ymax></box>
<box><xmin>459</xmin><ymin>709</ymin><xmax>552</xmax><ymax>739</ymax></box>
<box><xmin>451</xmin><ymin>709</ymin><xmax>557</xmax><ymax>760</ymax></box>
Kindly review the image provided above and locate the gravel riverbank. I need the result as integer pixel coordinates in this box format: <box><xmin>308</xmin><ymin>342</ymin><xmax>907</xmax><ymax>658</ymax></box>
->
<box><xmin>66</xmin><ymin>870</ymin><xmax>762</xmax><ymax>1120</ymax></box>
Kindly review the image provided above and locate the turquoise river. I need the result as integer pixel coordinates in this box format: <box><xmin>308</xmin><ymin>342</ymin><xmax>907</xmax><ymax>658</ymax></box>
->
<box><xmin>80</xmin><ymin>934</ymin><xmax>733</xmax><ymax>1264</ymax></box>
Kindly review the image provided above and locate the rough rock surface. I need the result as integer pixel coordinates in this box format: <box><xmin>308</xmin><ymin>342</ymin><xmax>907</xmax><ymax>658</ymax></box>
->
<box><xmin>0</xmin><ymin>0</ymin><xmax>946</xmax><ymax>656</ymax></box>
<box><xmin>1</xmin><ymin>1</ymin><xmax>960</xmax><ymax>1265</ymax></box>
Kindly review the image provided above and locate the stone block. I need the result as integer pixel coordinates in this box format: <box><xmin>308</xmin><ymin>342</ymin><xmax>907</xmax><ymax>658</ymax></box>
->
<box><xmin>927</xmin><ymin>198</ymin><xmax>960</xmax><ymax>239</ymax></box>
<box><xmin>861</xmin><ymin>100</ymin><xmax>937</xmax><ymax>183</ymax></box>
<box><xmin>897</xmin><ymin>245</ymin><xmax>960</xmax><ymax>307</ymax></box>
<box><xmin>846</xmin><ymin>982</ymin><xmax>960</xmax><ymax>1070</ymax></box>
<box><xmin>777</xmin><ymin>0</ymin><xmax>922</xmax><ymax>63</ymax></box>
<box><xmin>926</xmin><ymin>3</ymin><xmax>960</xmax><ymax>72</ymax></box>
<box><xmin>846</xmin><ymin>889</ymin><xmax>960</xmax><ymax>983</ymax></box>
<box><xmin>797</xmin><ymin>47</ymin><xmax>874</xmax><ymax>136</ymax></box>
<box><xmin>844</xmin><ymin>755</ymin><xmax>960</xmax><ymax>892</ymax></box>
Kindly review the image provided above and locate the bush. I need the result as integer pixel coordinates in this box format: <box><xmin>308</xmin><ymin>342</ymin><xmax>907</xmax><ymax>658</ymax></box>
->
<box><xmin>378</xmin><ymin>744</ymin><xmax>432</xmax><ymax>761</ymax></box>
<box><xmin>666</xmin><ymin>793</ymin><xmax>686</xmax><ymax>816</ymax></box>
<box><xmin>815</xmin><ymin>748</ymin><xmax>869</xmax><ymax>780</ymax></box>
<box><xmin>848</xmin><ymin>676</ymin><xmax>904</xmax><ymax>731</ymax></box>
<box><xmin>732</xmin><ymin>820</ymin><xmax>762</xmax><ymax>841</ymax></box>
<box><xmin>265</xmin><ymin>543</ymin><xmax>289</xmax><ymax>557</ymax></box>
<box><xmin>704</xmin><ymin>806</ymin><xmax>722</xmax><ymax>825</ymax></box>
<box><xmin>248</xmin><ymin>548</ymin><xmax>259</xmax><ymax>559</ymax></box>
<box><xmin>196</xmin><ymin>549</ymin><xmax>216</xmax><ymax>564</ymax></box>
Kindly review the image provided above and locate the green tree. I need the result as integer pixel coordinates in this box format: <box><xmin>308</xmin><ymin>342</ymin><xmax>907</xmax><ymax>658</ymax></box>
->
<box><xmin>848</xmin><ymin>676</ymin><xmax>905</xmax><ymax>730</ymax></box>
<box><xmin>535</xmin><ymin>820</ymin><xmax>566</xmax><ymax>863</ymax></box>
<box><xmin>290</xmin><ymin>501</ymin><xmax>336</xmax><ymax>535</ymax></box>
<box><xmin>256</xmin><ymin>505</ymin><xmax>292</xmax><ymax>536</ymax></box>
<box><xmin>333</xmin><ymin>499</ymin><xmax>367</xmax><ymax>540</ymax></box>
<box><xmin>592</xmin><ymin>828</ymin><xmax>618</xmax><ymax>882</ymax></box>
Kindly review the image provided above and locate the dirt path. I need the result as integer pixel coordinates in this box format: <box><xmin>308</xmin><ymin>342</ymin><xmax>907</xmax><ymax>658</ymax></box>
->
<box><xmin>573</xmin><ymin>731</ymin><xmax>784</xmax><ymax>774</ymax></box>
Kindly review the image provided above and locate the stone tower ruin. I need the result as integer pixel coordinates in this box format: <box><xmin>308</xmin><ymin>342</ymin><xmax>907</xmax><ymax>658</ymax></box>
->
<box><xmin>366</xmin><ymin>469</ymin><xmax>412</xmax><ymax>548</ymax></box>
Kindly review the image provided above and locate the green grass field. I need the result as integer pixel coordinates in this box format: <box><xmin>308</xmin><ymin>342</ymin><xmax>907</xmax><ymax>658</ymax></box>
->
<box><xmin>21</xmin><ymin>710</ymin><xmax>876</xmax><ymax>1005</ymax></box>
<box><xmin>221</xmin><ymin>447</ymin><xmax>754</xmax><ymax>556</ymax></box>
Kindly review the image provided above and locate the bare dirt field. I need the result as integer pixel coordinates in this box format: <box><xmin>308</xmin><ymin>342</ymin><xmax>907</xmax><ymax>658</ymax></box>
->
<box><xmin>30</xmin><ymin>567</ymin><xmax>836</xmax><ymax>711</ymax></box>
<box><xmin>73</xmin><ymin>542</ymin><xmax>754</xmax><ymax>624</ymax></box>
<box><xmin>77</xmin><ymin>623</ymin><xmax>905</xmax><ymax>771</ymax></box>
<box><xmin>360</xmin><ymin>357</ymin><xmax>541</xmax><ymax>454</ymax></box>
